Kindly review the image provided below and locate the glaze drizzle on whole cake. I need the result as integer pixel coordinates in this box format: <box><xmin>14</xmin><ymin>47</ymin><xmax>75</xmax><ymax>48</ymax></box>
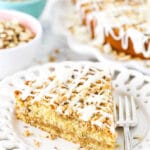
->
<box><xmin>73</xmin><ymin>0</ymin><xmax>150</xmax><ymax>59</ymax></box>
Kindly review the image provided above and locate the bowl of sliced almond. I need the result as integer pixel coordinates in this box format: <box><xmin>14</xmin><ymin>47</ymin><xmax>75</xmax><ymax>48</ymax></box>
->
<box><xmin>0</xmin><ymin>10</ymin><xmax>42</xmax><ymax>79</ymax></box>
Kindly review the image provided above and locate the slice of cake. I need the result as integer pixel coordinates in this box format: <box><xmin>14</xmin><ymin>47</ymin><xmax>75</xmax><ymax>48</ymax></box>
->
<box><xmin>14</xmin><ymin>62</ymin><xmax>116</xmax><ymax>150</ymax></box>
<box><xmin>72</xmin><ymin>0</ymin><xmax>150</xmax><ymax>59</ymax></box>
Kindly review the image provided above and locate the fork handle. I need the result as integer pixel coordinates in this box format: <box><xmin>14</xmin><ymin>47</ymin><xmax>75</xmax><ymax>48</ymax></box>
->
<box><xmin>124</xmin><ymin>126</ymin><xmax>132</xmax><ymax>150</ymax></box>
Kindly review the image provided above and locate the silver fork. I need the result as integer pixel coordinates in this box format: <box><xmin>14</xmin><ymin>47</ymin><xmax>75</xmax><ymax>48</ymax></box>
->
<box><xmin>114</xmin><ymin>96</ymin><xmax>138</xmax><ymax>150</ymax></box>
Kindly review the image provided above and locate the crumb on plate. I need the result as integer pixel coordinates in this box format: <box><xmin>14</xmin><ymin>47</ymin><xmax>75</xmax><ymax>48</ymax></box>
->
<box><xmin>33</xmin><ymin>139</ymin><xmax>41</xmax><ymax>148</ymax></box>
<box><xmin>23</xmin><ymin>130</ymin><xmax>33</xmax><ymax>137</ymax></box>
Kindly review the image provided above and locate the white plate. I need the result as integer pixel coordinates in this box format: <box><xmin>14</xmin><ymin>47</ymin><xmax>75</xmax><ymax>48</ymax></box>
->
<box><xmin>0</xmin><ymin>62</ymin><xmax>150</xmax><ymax>150</ymax></box>
<box><xmin>50</xmin><ymin>0</ymin><xmax>150</xmax><ymax>75</ymax></box>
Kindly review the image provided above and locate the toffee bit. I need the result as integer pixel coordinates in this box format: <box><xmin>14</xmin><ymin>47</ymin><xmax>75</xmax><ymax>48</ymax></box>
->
<box><xmin>49</xmin><ymin>134</ymin><xmax>57</xmax><ymax>140</ymax></box>
<box><xmin>49</xmin><ymin>55</ymin><xmax>56</xmax><ymax>62</ymax></box>
<box><xmin>33</xmin><ymin>140</ymin><xmax>41</xmax><ymax>148</ymax></box>
<box><xmin>23</xmin><ymin>130</ymin><xmax>33</xmax><ymax>137</ymax></box>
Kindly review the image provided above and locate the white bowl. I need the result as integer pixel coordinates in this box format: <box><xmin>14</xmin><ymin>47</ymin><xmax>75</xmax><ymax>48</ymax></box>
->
<box><xmin>0</xmin><ymin>10</ymin><xmax>42</xmax><ymax>79</ymax></box>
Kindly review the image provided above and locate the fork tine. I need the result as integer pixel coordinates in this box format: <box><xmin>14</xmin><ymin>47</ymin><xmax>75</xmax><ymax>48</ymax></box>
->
<box><xmin>116</xmin><ymin>96</ymin><xmax>137</xmax><ymax>150</ymax></box>
<box><xmin>125</xmin><ymin>96</ymin><xmax>131</xmax><ymax>122</ymax></box>
<box><xmin>131</xmin><ymin>96</ymin><xmax>137</xmax><ymax>125</ymax></box>
<box><xmin>118</xmin><ymin>96</ymin><xmax>124</xmax><ymax>123</ymax></box>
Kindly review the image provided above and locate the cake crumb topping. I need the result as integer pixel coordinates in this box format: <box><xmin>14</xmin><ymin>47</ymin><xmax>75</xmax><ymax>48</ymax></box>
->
<box><xmin>14</xmin><ymin>62</ymin><xmax>115</xmax><ymax>134</ymax></box>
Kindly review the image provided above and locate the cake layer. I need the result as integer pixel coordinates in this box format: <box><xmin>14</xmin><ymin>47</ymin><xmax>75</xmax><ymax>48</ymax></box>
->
<box><xmin>14</xmin><ymin>62</ymin><xmax>116</xmax><ymax>150</ymax></box>
<box><xmin>105</xmin><ymin>27</ymin><xmax>148</xmax><ymax>59</ymax></box>
<box><xmin>16</xmin><ymin>98</ymin><xmax>115</xmax><ymax>150</ymax></box>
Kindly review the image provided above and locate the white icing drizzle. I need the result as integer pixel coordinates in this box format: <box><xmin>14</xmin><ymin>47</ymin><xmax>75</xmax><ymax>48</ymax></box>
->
<box><xmin>33</xmin><ymin>80</ymin><xmax>57</xmax><ymax>102</ymax></box>
<box><xmin>78</xmin><ymin>105</ymin><xmax>96</xmax><ymax>121</ymax></box>
<box><xmin>14</xmin><ymin>62</ymin><xmax>115</xmax><ymax>134</ymax></box>
<box><xmin>76</xmin><ymin>0</ymin><xmax>150</xmax><ymax>58</ymax></box>
<box><xmin>66</xmin><ymin>65</ymin><xmax>91</xmax><ymax>98</ymax></box>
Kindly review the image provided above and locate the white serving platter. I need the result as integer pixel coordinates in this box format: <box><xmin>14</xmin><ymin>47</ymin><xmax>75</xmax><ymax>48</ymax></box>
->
<box><xmin>50</xmin><ymin>0</ymin><xmax>150</xmax><ymax>75</ymax></box>
<box><xmin>0</xmin><ymin>62</ymin><xmax>150</xmax><ymax>150</ymax></box>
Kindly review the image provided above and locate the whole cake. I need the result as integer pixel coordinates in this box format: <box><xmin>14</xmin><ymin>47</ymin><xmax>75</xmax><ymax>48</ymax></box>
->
<box><xmin>72</xmin><ymin>0</ymin><xmax>150</xmax><ymax>59</ymax></box>
<box><xmin>14</xmin><ymin>62</ymin><xmax>116</xmax><ymax>150</ymax></box>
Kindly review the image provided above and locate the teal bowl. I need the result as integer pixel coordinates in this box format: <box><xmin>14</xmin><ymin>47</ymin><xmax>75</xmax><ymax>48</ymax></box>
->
<box><xmin>0</xmin><ymin>0</ymin><xmax>47</xmax><ymax>18</ymax></box>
